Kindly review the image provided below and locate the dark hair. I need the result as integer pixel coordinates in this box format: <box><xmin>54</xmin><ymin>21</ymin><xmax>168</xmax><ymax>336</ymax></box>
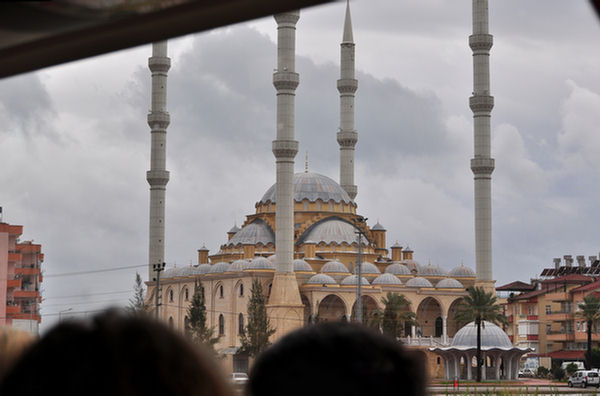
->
<box><xmin>0</xmin><ymin>309</ymin><xmax>231</xmax><ymax>396</ymax></box>
<box><xmin>248</xmin><ymin>322</ymin><xmax>426</xmax><ymax>396</ymax></box>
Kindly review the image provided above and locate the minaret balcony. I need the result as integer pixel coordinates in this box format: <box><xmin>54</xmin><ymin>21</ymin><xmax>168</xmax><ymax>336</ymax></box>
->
<box><xmin>469</xmin><ymin>34</ymin><xmax>493</xmax><ymax>52</ymax></box>
<box><xmin>337</xmin><ymin>130</ymin><xmax>358</xmax><ymax>147</ymax></box>
<box><xmin>146</xmin><ymin>170</ymin><xmax>170</xmax><ymax>186</ymax></box>
<box><xmin>148</xmin><ymin>56</ymin><xmax>171</xmax><ymax>73</ymax></box>
<box><xmin>147</xmin><ymin>112</ymin><xmax>170</xmax><ymax>129</ymax></box>
<box><xmin>470</xmin><ymin>158</ymin><xmax>495</xmax><ymax>176</ymax></box>
<box><xmin>469</xmin><ymin>95</ymin><xmax>494</xmax><ymax>113</ymax></box>
<box><xmin>273</xmin><ymin>71</ymin><xmax>299</xmax><ymax>91</ymax></box>
<box><xmin>337</xmin><ymin>78</ymin><xmax>358</xmax><ymax>94</ymax></box>
<box><xmin>272</xmin><ymin>140</ymin><xmax>299</xmax><ymax>159</ymax></box>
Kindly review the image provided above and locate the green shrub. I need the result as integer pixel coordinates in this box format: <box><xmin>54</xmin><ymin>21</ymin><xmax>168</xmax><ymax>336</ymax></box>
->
<box><xmin>536</xmin><ymin>366</ymin><xmax>549</xmax><ymax>378</ymax></box>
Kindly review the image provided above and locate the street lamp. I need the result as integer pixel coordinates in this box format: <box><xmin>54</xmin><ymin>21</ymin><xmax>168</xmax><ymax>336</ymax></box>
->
<box><xmin>355</xmin><ymin>216</ymin><xmax>367</xmax><ymax>324</ymax></box>
<box><xmin>59</xmin><ymin>307</ymin><xmax>72</xmax><ymax>323</ymax></box>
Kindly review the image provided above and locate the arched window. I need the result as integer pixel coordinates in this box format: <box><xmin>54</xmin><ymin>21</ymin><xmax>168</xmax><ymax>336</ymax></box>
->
<box><xmin>184</xmin><ymin>288</ymin><xmax>189</xmax><ymax>301</ymax></box>
<box><xmin>219</xmin><ymin>285</ymin><xmax>224</xmax><ymax>298</ymax></box>
<box><xmin>169</xmin><ymin>289</ymin><xmax>174</xmax><ymax>302</ymax></box>
<box><xmin>201</xmin><ymin>287</ymin><xmax>205</xmax><ymax>299</ymax></box>
<box><xmin>238</xmin><ymin>313</ymin><xmax>245</xmax><ymax>335</ymax></box>
<box><xmin>168</xmin><ymin>317</ymin><xmax>174</xmax><ymax>328</ymax></box>
<box><xmin>184</xmin><ymin>316</ymin><xmax>190</xmax><ymax>334</ymax></box>
<box><xmin>219</xmin><ymin>314</ymin><xmax>225</xmax><ymax>336</ymax></box>
<box><xmin>239</xmin><ymin>283</ymin><xmax>244</xmax><ymax>297</ymax></box>
<box><xmin>268</xmin><ymin>283</ymin><xmax>272</xmax><ymax>298</ymax></box>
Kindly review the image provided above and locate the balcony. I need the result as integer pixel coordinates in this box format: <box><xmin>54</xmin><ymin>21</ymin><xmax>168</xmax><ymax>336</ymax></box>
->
<box><xmin>6</xmin><ymin>279</ymin><xmax>21</xmax><ymax>288</ymax></box>
<box><xmin>527</xmin><ymin>334</ymin><xmax>539</xmax><ymax>341</ymax></box>
<box><xmin>527</xmin><ymin>315</ymin><xmax>538</xmax><ymax>320</ymax></box>
<box><xmin>8</xmin><ymin>252</ymin><xmax>22</xmax><ymax>262</ymax></box>
<box><xmin>14</xmin><ymin>267</ymin><xmax>41</xmax><ymax>276</ymax></box>
<box><xmin>547</xmin><ymin>291</ymin><xmax>569</xmax><ymax>301</ymax></box>
<box><xmin>13</xmin><ymin>290</ymin><xmax>39</xmax><ymax>299</ymax></box>
<box><xmin>547</xmin><ymin>311</ymin><xmax>573</xmax><ymax>321</ymax></box>
<box><xmin>547</xmin><ymin>330</ymin><xmax>575</xmax><ymax>341</ymax></box>
<box><xmin>5</xmin><ymin>305</ymin><xmax>20</xmax><ymax>314</ymax></box>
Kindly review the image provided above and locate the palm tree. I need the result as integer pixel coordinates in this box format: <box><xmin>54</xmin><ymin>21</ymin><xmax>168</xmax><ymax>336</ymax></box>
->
<box><xmin>577</xmin><ymin>294</ymin><xmax>600</xmax><ymax>357</ymax></box>
<box><xmin>371</xmin><ymin>292</ymin><xmax>417</xmax><ymax>339</ymax></box>
<box><xmin>454</xmin><ymin>286</ymin><xmax>508</xmax><ymax>382</ymax></box>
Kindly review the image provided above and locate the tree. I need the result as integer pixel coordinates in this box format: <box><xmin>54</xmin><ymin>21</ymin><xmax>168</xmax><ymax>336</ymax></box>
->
<box><xmin>454</xmin><ymin>286</ymin><xmax>508</xmax><ymax>382</ymax></box>
<box><xmin>187</xmin><ymin>280</ymin><xmax>220</xmax><ymax>353</ymax></box>
<box><xmin>128</xmin><ymin>272</ymin><xmax>146</xmax><ymax>313</ymax></box>
<box><xmin>577</xmin><ymin>294</ymin><xmax>600</xmax><ymax>360</ymax></box>
<box><xmin>239</xmin><ymin>279</ymin><xmax>275</xmax><ymax>357</ymax></box>
<box><xmin>565</xmin><ymin>362</ymin><xmax>578</xmax><ymax>377</ymax></box>
<box><xmin>551</xmin><ymin>362</ymin><xmax>565</xmax><ymax>381</ymax></box>
<box><xmin>373</xmin><ymin>292</ymin><xmax>417</xmax><ymax>339</ymax></box>
<box><xmin>585</xmin><ymin>348</ymin><xmax>600</xmax><ymax>370</ymax></box>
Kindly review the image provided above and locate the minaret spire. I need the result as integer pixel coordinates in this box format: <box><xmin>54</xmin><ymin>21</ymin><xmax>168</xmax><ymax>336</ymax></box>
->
<box><xmin>147</xmin><ymin>41</ymin><xmax>170</xmax><ymax>281</ymax></box>
<box><xmin>268</xmin><ymin>10</ymin><xmax>303</xmax><ymax>339</ymax></box>
<box><xmin>470</xmin><ymin>0</ymin><xmax>495</xmax><ymax>283</ymax></box>
<box><xmin>337</xmin><ymin>0</ymin><xmax>358</xmax><ymax>200</ymax></box>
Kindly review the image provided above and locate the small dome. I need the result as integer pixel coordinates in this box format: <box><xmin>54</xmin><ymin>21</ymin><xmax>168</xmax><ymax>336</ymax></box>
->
<box><xmin>230</xmin><ymin>259</ymin><xmax>249</xmax><ymax>272</ymax></box>
<box><xmin>246</xmin><ymin>256</ymin><xmax>275</xmax><ymax>270</ymax></box>
<box><xmin>195</xmin><ymin>263</ymin><xmax>212</xmax><ymax>274</ymax></box>
<box><xmin>293</xmin><ymin>259</ymin><xmax>314</xmax><ymax>272</ymax></box>
<box><xmin>208</xmin><ymin>262</ymin><xmax>230</xmax><ymax>274</ymax></box>
<box><xmin>358</xmin><ymin>261</ymin><xmax>381</xmax><ymax>274</ymax></box>
<box><xmin>391</xmin><ymin>241</ymin><xmax>402</xmax><ymax>249</ymax></box>
<box><xmin>385</xmin><ymin>263</ymin><xmax>411</xmax><ymax>275</ymax></box>
<box><xmin>268</xmin><ymin>255</ymin><xmax>277</xmax><ymax>263</ymax></box>
<box><xmin>321</xmin><ymin>260</ymin><xmax>350</xmax><ymax>274</ymax></box>
<box><xmin>405</xmin><ymin>277</ymin><xmax>433</xmax><ymax>288</ymax></box>
<box><xmin>372</xmin><ymin>222</ymin><xmax>386</xmax><ymax>231</ymax></box>
<box><xmin>372</xmin><ymin>273</ymin><xmax>402</xmax><ymax>285</ymax></box>
<box><xmin>449</xmin><ymin>264</ymin><xmax>476</xmax><ymax>278</ymax></box>
<box><xmin>400</xmin><ymin>259</ymin><xmax>422</xmax><ymax>274</ymax></box>
<box><xmin>228</xmin><ymin>224</ymin><xmax>241</xmax><ymax>234</ymax></box>
<box><xmin>340</xmin><ymin>275</ymin><xmax>370</xmax><ymax>286</ymax></box>
<box><xmin>299</xmin><ymin>218</ymin><xmax>368</xmax><ymax>246</ymax></box>
<box><xmin>451</xmin><ymin>321</ymin><xmax>512</xmax><ymax>349</ymax></box>
<box><xmin>226</xmin><ymin>219</ymin><xmax>274</xmax><ymax>247</ymax></box>
<box><xmin>436</xmin><ymin>278</ymin><xmax>464</xmax><ymax>289</ymax></box>
<box><xmin>421</xmin><ymin>263</ymin><xmax>449</xmax><ymax>276</ymax></box>
<box><xmin>306</xmin><ymin>273</ymin><xmax>337</xmax><ymax>285</ymax></box>
<box><xmin>162</xmin><ymin>267</ymin><xmax>180</xmax><ymax>279</ymax></box>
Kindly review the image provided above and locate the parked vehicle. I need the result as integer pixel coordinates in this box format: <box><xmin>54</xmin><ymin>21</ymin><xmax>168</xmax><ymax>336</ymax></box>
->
<box><xmin>230</xmin><ymin>372</ymin><xmax>249</xmax><ymax>386</ymax></box>
<box><xmin>568</xmin><ymin>370</ymin><xmax>600</xmax><ymax>388</ymax></box>
<box><xmin>518</xmin><ymin>368</ymin><xmax>535</xmax><ymax>378</ymax></box>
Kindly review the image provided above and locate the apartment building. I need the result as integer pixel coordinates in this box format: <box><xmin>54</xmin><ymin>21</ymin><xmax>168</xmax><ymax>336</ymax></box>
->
<box><xmin>498</xmin><ymin>255</ymin><xmax>600</xmax><ymax>361</ymax></box>
<box><xmin>0</xmin><ymin>219</ymin><xmax>44</xmax><ymax>334</ymax></box>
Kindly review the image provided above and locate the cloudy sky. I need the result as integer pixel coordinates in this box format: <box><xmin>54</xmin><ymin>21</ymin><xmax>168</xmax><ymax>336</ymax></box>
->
<box><xmin>1</xmin><ymin>0</ymin><xmax>599</xmax><ymax>332</ymax></box>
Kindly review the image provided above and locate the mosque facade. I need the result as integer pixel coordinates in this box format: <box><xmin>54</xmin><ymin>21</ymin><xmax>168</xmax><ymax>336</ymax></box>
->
<box><xmin>144</xmin><ymin>0</ymin><xmax>525</xmax><ymax>377</ymax></box>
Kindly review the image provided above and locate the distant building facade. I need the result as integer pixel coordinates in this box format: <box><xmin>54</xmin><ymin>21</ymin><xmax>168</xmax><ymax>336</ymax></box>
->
<box><xmin>0</xmin><ymin>220</ymin><xmax>44</xmax><ymax>334</ymax></box>
<box><xmin>498</xmin><ymin>254</ymin><xmax>600</xmax><ymax>362</ymax></box>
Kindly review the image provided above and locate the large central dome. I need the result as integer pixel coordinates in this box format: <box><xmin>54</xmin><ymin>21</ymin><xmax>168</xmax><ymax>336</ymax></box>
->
<box><xmin>260</xmin><ymin>172</ymin><xmax>352</xmax><ymax>204</ymax></box>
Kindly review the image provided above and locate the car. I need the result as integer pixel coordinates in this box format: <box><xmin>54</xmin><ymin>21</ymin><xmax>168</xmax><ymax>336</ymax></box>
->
<box><xmin>518</xmin><ymin>368</ymin><xmax>535</xmax><ymax>378</ymax></box>
<box><xmin>568</xmin><ymin>370</ymin><xmax>600</xmax><ymax>388</ymax></box>
<box><xmin>230</xmin><ymin>372</ymin><xmax>249</xmax><ymax>386</ymax></box>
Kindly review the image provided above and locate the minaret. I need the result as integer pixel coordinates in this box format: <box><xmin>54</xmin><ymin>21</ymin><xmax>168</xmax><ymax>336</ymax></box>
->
<box><xmin>337</xmin><ymin>0</ymin><xmax>358</xmax><ymax>201</ymax></box>
<box><xmin>268</xmin><ymin>10</ymin><xmax>303</xmax><ymax>338</ymax></box>
<box><xmin>470</xmin><ymin>1</ymin><xmax>495</xmax><ymax>285</ymax></box>
<box><xmin>146</xmin><ymin>41</ymin><xmax>170</xmax><ymax>281</ymax></box>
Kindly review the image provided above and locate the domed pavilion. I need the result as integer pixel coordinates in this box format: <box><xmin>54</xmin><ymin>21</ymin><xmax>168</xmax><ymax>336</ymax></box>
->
<box><xmin>430</xmin><ymin>321</ymin><xmax>533</xmax><ymax>380</ymax></box>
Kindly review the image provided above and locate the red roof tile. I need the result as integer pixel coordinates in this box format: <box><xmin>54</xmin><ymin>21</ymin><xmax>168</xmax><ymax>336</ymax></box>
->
<box><xmin>541</xmin><ymin>274</ymin><xmax>592</xmax><ymax>284</ymax></box>
<box><xmin>571</xmin><ymin>279</ymin><xmax>600</xmax><ymax>293</ymax></box>
<box><xmin>496</xmin><ymin>281</ymin><xmax>536</xmax><ymax>291</ymax></box>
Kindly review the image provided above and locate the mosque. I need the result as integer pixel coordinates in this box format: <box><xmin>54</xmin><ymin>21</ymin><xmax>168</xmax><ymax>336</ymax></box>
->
<box><xmin>144</xmin><ymin>0</ymin><xmax>530</xmax><ymax>378</ymax></box>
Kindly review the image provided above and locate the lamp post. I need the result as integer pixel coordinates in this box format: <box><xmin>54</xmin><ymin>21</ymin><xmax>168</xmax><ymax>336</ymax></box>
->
<box><xmin>355</xmin><ymin>216</ymin><xmax>367</xmax><ymax>324</ymax></box>
<box><xmin>59</xmin><ymin>307</ymin><xmax>72</xmax><ymax>323</ymax></box>
<box><xmin>153</xmin><ymin>262</ymin><xmax>166</xmax><ymax>320</ymax></box>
